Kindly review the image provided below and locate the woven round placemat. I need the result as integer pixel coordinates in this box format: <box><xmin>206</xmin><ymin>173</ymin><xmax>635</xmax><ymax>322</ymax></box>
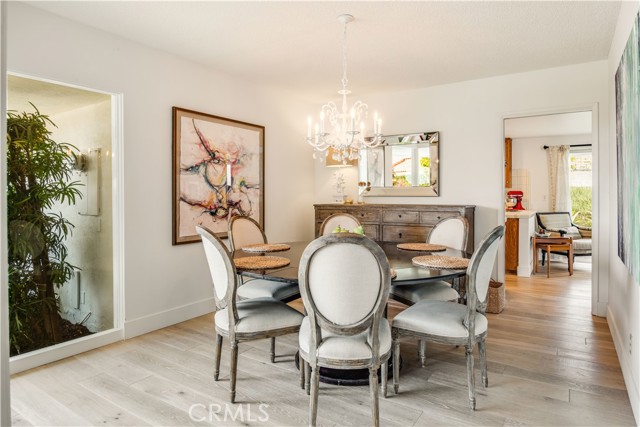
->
<box><xmin>234</xmin><ymin>256</ymin><xmax>290</xmax><ymax>270</ymax></box>
<box><xmin>397</xmin><ymin>243</ymin><xmax>447</xmax><ymax>252</ymax></box>
<box><xmin>241</xmin><ymin>243</ymin><xmax>291</xmax><ymax>253</ymax></box>
<box><xmin>412</xmin><ymin>255</ymin><xmax>469</xmax><ymax>270</ymax></box>
<box><xmin>390</xmin><ymin>268</ymin><xmax>398</xmax><ymax>279</ymax></box>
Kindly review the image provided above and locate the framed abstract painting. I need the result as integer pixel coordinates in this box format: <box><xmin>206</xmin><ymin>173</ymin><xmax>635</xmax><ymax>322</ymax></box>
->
<box><xmin>615</xmin><ymin>11</ymin><xmax>640</xmax><ymax>283</ymax></box>
<box><xmin>172</xmin><ymin>107</ymin><xmax>264</xmax><ymax>244</ymax></box>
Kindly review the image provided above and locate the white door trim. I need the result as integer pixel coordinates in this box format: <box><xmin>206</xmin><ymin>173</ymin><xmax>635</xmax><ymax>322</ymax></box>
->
<box><xmin>500</xmin><ymin>102</ymin><xmax>603</xmax><ymax>316</ymax></box>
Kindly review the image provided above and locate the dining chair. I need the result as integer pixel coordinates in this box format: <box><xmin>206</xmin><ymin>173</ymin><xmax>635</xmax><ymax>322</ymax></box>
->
<box><xmin>196</xmin><ymin>225</ymin><xmax>304</xmax><ymax>403</ymax></box>
<box><xmin>298</xmin><ymin>233</ymin><xmax>391</xmax><ymax>427</ymax></box>
<box><xmin>391</xmin><ymin>225</ymin><xmax>504</xmax><ymax>410</ymax></box>
<box><xmin>228</xmin><ymin>215</ymin><xmax>300</xmax><ymax>362</ymax></box>
<box><xmin>319</xmin><ymin>213</ymin><xmax>361</xmax><ymax>235</ymax></box>
<box><xmin>390</xmin><ymin>216</ymin><xmax>469</xmax><ymax>365</ymax></box>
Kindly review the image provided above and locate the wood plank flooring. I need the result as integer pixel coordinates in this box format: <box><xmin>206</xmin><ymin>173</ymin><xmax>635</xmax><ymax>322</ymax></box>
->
<box><xmin>11</xmin><ymin>261</ymin><xmax>636</xmax><ymax>426</ymax></box>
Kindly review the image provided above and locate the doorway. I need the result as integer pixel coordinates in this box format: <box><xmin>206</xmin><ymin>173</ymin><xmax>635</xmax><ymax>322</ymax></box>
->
<box><xmin>503</xmin><ymin>108</ymin><xmax>597</xmax><ymax>312</ymax></box>
<box><xmin>6</xmin><ymin>74</ymin><xmax>124</xmax><ymax>372</ymax></box>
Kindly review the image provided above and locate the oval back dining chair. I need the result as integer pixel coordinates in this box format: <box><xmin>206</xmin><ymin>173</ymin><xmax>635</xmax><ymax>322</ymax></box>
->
<box><xmin>227</xmin><ymin>215</ymin><xmax>300</xmax><ymax>362</ymax></box>
<box><xmin>428</xmin><ymin>216</ymin><xmax>469</xmax><ymax>252</ymax></box>
<box><xmin>196</xmin><ymin>225</ymin><xmax>303</xmax><ymax>403</ymax></box>
<box><xmin>228</xmin><ymin>215</ymin><xmax>267</xmax><ymax>252</ymax></box>
<box><xmin>319</xmin><ymin>213</ymin><xmax>361</xmax><ymax>235</ymax></box>
<box><xmin>391</xmin><ymin>225</ymin><xmax>504</xmax><ymax>410</ymax></box>
<box><xmin>390</xmin><ymin>216</ymin><xmax>469</xmax><ymax>364</ymax></box>
<box><xmin>389</xmin><ymin>216</ymin><xmax>470</xmax><ymax>364</ymax></box>
<box><xmin>298</xmin><ymin>233</ymin><xmax>391</xmax><ymax>427</ymax></box>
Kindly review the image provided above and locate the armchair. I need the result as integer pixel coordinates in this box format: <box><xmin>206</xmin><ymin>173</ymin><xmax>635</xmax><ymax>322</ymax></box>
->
<box><xmin>536</xmin><ymin>212</ymin><xmax>592</xmax><ymax>263</ymax></box>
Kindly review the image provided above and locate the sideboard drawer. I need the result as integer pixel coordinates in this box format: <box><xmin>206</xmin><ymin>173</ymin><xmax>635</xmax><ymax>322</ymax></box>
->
<box><xmin>420</xmin><ymin>211</ymin><xmax>459</xmax><ymax>225</ymax></box>
<box><xmin>382</xmin><ymin>211</ymin><xmax>419</xmax><ymax>224</ymax></box>
<box><xmin>382</xmin><ymin>225</ymin><xmax>430</xmax><ymax>243</ymax></box>
<box><xmin>363</xmin><ymin>224</ymin><xmax>379</xmax><ymax>241</ymax></box>
<box><xmin>316</xmin><ymin>209</ymin><xmax>338</xmax><ymax>222</ymax></box>
<box><xmin>351</xmin><ymin>210</ymin><xmax>381</xmax><ymax>223</ymax></box>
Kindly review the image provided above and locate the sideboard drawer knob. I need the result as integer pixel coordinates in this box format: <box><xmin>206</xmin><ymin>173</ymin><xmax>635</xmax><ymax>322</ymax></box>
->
<box><xmin>398</xmin><ymin>214</ymin><xmax>402</xmax><ymax>218</ymax></box>
<box><xmin>399</xmin><ymin>233</ymin><xmax>403</xmax><ymax>239</ymax></box>
<box><xmin>361</xmin><ymin>213</ymin><xmax>365</xmax><ymax>217</ymax></box>
<box><xmin>437</xmin><ymin>216</ymin><xmax>441</xmax><ymax>220</ymax></box>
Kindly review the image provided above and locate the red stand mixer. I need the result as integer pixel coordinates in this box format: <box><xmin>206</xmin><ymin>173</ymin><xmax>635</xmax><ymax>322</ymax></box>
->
<box><xmin>506</xmin><ymin>190</ymin><xmax>525</xmax><ymax>211</ymax></box>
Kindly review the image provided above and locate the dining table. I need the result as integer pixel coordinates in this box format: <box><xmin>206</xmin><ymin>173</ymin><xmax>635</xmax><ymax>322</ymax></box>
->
<box><xmin>232</xmin><ymin>239</ymin><xmax>470</xmax><ymax>386</ymax></box>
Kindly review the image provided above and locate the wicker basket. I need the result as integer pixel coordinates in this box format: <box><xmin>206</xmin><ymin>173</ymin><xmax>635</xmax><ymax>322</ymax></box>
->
<box><xmin>486</xmin><ymin>280</ymin><xmax>505</xmax><ymax>314</ymax></box>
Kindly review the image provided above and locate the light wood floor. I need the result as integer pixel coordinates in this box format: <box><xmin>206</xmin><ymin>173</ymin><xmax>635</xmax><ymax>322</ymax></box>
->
<box><xmin>11</xmin><ymin>261</ymin><xmax>636</xmax><ymax>426</ymax></box>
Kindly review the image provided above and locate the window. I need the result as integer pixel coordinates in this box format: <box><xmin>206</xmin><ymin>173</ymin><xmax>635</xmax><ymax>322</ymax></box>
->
<box><xmin>569</xmin><ymin>148</ymin><xmax>592</xmax><ymax>227</ymax></box>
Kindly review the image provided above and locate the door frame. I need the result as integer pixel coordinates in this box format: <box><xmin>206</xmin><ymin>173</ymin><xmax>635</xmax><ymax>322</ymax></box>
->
<box><xmin>500</xmin><ymin>102</ymin><xmax>604</xmax><ymax>316</ymax></box>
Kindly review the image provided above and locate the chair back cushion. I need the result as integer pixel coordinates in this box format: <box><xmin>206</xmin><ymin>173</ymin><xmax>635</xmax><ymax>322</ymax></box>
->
<box><xmin>300</xmin><ymin>234</ymin><xmax>390</xmax><ymax>331</ymax></box>
<box><xmin>428</xmin><ymin>216</ymin><xmax>468</xmax><ymax>251</ymax></box>
<box><xmin>197</xmin><ymin>226</ymin><xmax>235</xmax><ymax>308</ymax></box>
<box><xmin>229</xmin><ymin>216</ymin><xmax>266</xmax><ymax>251</ymax></box>
<box><xmin>320</xmin><ymin>213</ymin><xmax>361</xmax><ymax>236</ymax></box>
<box><xmin>537</xmin><ymin>212</ymin><xmax>572</xmax><ymax>230</ymax></box>
<box><xmin>309</xmin><ymin>243</ymin><xmax>380</xmax><ymax>325</ymax></box>
<box><xmin>467</xmin><ymin>226</ymin><xmax>504</xmax><ymax>307</ymax></box>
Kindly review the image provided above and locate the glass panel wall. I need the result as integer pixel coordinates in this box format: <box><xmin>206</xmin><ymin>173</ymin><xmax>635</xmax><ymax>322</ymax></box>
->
<box><xmin>7</xmin><ymin>75</ymin><xmax>113</xmax><ymax>356</ymax></box>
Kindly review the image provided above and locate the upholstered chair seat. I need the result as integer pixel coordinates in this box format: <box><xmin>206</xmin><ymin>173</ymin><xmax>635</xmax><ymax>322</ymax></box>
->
<box><xmin>299</xmin><ymin>317</ymin><xmax>392</xmax><ymax>361</ymax></box>
<box><xmin>393</xmin><ymin>300</ymin><xmax>488</xmax><ymax>338</ymax></box>
<box><xmin>215</xmin><ymin>297</ymin><xmax>304</xmax><ymax>334</ymax></box>
<box><xmin>236</xmin><ymin>278</ymin><xmax>300</xmax><ymax>301</ymax></box>
<box><xmin>390</xmin><ymin>281</ymin><xmax>459</xmax><ymax>306</ymax></box>
<box><xmin>573</xmin><ymin>238</ymin><xmax>592</xmax><ymax>254</ymax></box>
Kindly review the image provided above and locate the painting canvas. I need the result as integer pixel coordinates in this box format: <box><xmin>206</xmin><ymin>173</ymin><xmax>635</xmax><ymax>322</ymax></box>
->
<box><xmin>614</xmin><ymin>11</ymin><xmax>640</xmax><ymax>283</ymax></box>
<box><xmin>172</xmin><ymin>107</ymin><xmax>264</xmax><ymax>244</ymax></box>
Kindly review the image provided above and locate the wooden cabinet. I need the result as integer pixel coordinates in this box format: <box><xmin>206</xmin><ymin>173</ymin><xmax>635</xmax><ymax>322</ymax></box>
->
<box><xmin>505</xmin><ymin>137</ymin><xmax>512</xmax><ymax>188</ymax></box>
<box><xmin>505</xmin><ymin>218</ymin><xmax>519</xmax><ymax>271</ymax></box>
<box><xmin>314</xmin><ymin>203</ymin><xmax>476</xmax><ymax>253</ymax></box>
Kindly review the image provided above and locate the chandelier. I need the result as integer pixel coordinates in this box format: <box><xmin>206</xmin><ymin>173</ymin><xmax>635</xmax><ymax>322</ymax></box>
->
<box><xmin>306</xmin><ymin>14</ymin><xmax>383</xmax><ymax>164</ymax></box>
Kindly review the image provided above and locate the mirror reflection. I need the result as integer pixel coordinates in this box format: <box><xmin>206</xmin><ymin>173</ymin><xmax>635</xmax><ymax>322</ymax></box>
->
<box><xmin>359</xmin><ymin>131</ymin><xmax>439</xmax><ymax>196</ymax></box>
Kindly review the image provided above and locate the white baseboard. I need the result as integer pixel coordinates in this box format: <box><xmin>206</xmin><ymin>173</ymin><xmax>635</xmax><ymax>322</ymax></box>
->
<box><xmin>607</xmin><ymin>305</ymin><xmax>639</xmax><ymax>425</ymax></box>
<box><xmin>517</xmin><ymin>265</ymin><xmax>532</xmax><ymax>277</ymax></box>
<box><xmin>10</xmin><ymin>328</ymin><xmax>123</xmax><ymax>374</ymax></box>
<box><xmin>124</xmin><ymin>297</ymin><xmax>215</xmax><ymax>339</ymax></box>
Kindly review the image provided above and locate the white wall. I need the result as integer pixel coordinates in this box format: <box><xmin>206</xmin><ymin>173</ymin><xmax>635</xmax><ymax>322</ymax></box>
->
<box><xmin>51</xmin><ymin>100</ymin><xmax>114</xmax><ymax>333</ymax></box>
<box><xmin>6</xmin><ymin>2</ymin><xmax>315</xmax><ymax>338</ymax></box>
<box><xmin>607</xmin><ymin>1</ymin><xmax>640</xmax><ymax>424</ymax></box>
<box><xmin>510</xmin><ymin>134</ymin><xmax>592</xmax><ymax>212</ymax></box>
<box><xmin>315</xmin><ymin>61</ymin><xmax>610</xmax><ymax>293</ymax></box>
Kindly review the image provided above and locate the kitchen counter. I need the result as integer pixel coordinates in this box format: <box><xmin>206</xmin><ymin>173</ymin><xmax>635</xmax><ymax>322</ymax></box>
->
<box><xmin>506</xmin><ymin>209</ymin><xmax>536</xmax><ymax>219</ymax></box>
<box><xmin>505</xmin><ymin>210</ymin><xmax>536</xmax><ymax>277</ymax></box>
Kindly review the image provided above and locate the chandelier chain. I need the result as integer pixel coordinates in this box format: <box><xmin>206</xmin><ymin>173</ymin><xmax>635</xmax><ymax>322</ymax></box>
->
<box><xmin>341</xmin><ymin>19</ymin><xmax>348</xmax><ymax>92</ymax></box>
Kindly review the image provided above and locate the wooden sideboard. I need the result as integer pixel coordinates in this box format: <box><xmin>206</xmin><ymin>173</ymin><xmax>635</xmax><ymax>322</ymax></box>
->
<box><xmin>314</xmin><ymin>204</ymin><xmax>476</xmax><ymax>253</ymax></box>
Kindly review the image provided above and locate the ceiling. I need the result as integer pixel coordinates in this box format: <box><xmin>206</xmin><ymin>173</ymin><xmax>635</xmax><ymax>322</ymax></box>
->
<box><xmin>505</xmin><ymin>111</ymin><xmax>593</xmax><ymax>138</ymax></box>
<box><xmin>8</xmin><ymin>75</ymin><xmax>110</xmax><ymax>116</ymax></box>
<box><xmin>25</xmin><ymin>1</ymin><xmax>622</xmax><ymax>100</ymax></box>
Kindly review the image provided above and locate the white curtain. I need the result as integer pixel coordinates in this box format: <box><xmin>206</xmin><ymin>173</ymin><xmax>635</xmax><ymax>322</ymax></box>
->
<box><xmin>547</xmin><ymin>145</ymin><xmax>572</xmax><ymax>212</ymax></box>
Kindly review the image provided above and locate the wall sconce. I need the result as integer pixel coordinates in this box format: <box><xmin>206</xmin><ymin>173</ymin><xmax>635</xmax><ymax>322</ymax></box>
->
<box><xmin>72</xmin><ymin>152</ymin><xmax>88</xmax><ymax>172</ymax></box>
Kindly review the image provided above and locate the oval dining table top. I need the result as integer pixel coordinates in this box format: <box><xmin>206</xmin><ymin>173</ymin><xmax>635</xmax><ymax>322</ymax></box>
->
<box><xmin>233</xmin><ymin>240</ymin><xmax>470</xmax><ymax>284</ymax></box>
